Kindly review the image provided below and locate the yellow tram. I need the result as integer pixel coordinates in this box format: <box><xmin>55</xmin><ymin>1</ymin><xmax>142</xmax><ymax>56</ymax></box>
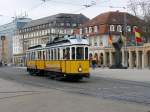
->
<box><xmin>26</xmin><ymin>35</ymin><xmax>90</xmax><ymax>80</ymax></box>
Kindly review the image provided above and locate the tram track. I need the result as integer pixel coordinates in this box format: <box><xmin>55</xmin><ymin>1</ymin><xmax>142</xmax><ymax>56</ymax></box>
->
<box><xmin>1</xmin><ymin>67</ymin><xmax>150</xmax><ymax>106</ymax></box>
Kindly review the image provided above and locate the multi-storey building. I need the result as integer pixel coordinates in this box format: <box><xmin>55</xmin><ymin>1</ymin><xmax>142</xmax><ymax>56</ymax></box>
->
<box><xmin>13</xmin><ymin>13</ymin><xmax>89</xmax><ymax>66</ymax></box>
<box><xmin>0</xmin><ymin>17</ymin><xmax>31</xmax><ymax>65</ymax></box>
<box><xmin>79</xmin><ymin>11</ymin><xmax>150</xmax><ymax>69</ymax></box>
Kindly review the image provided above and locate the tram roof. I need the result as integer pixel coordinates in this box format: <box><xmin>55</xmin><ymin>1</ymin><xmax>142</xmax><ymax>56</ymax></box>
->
<box><xmin>28</xmin><ymin>44</ymin><xmax>46</xmax><ymax>50</ymax></box>
<box><xmin>46</xmin><ymin>35</ymin><xmax>89</xmax><ymax>47</ymax></box>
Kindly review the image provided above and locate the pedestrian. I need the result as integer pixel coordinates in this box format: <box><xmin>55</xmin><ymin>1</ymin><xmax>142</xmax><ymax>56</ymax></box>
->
<box><xmin>92</xmin><ymin>55</ymin><xmax>97</xmax><ymax>69</ymax></box>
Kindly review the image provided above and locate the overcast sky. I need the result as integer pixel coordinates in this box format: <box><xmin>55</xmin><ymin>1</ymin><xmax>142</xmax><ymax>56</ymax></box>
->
<box><xmin>0</xmin><ymin>0</ymin><xmax>128</xmax><ymax>25</ymax></box>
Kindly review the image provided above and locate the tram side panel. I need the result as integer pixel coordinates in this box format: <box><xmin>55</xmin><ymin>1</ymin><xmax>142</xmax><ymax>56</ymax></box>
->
<box><xmin>61</xmin><ymin>60</ymin><xmax>90</xmax><ymax>77</ymax></box>
<box><xmin>36</xmin><ymin>60</ymin><xmax>45</xmax><ymax>70</ymax></box>
<box><xmin>44</xmin><ymin>60</ymin><xmax>89</xmax><ymax>78</ymax></box>
<box><xmin>27</xmin><ymin>60</ymin><xmax>36</xmax><ymax>71</ymax></box>
<box><xmin>45</xmin><ymin>60</ymin><xmax>61</xmax><ymax>72</ymax></box>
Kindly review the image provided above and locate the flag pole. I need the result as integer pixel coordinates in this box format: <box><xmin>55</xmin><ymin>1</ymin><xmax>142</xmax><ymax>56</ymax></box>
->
<box><xmin>123</xmin><ymin>12</ymin><xmax>128</xmax><ymax>68</ymax></box>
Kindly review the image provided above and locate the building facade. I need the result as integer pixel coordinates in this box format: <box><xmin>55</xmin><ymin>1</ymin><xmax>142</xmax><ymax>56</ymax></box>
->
<box><xmin>0</xmin><ymin>17</ymin><xmax>31</xmax><ymax>65</ymax></box>
<box><xmin>79</xmin><ymin>11</ymin><xmax>150</xmax><ymax>68</ymax></box>
<box><xmin>13</xmin><ymin>13</ymin><xmax>89</xmax><ymax>66</ymax></box>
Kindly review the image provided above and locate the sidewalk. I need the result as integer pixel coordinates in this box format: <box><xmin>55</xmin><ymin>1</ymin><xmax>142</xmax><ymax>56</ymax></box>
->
<box><xmin>90</xmin><ymin>68</ymin><xmax>150</xmax><ymax>83</ymax></box>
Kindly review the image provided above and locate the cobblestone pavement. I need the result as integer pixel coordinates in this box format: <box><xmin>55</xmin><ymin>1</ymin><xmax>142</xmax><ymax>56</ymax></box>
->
<box><xmin>1</xmin><ymin>67</ymin><xmax>150</xmax><ymax>106</ymax></box>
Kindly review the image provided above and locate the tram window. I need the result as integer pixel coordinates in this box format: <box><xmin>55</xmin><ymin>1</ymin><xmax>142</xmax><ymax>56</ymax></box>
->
<box><xmin>46</xmin><ymin>50</ymin><xmax>48</xmax><ymax>60</ymax></box>
<box><xmin>85</xmin><ymin>47</ymin><xmax>88</xmax><ymax>59</ymax></box>
<box><xmin>51</xmin><ymin>49</ymin><xmax>53</xmax><ymax>60</ymax></box>
<box><xmin>63</xmin><ymin>48</ymin><xmax>70</xmax><ymax>59</ymax></box>
<box><xmin>63</xmin><ymin>49</ymin><xmax>66</xmax><ymax>59</ymax></box>
<box><xmin>31</xmin><ymin>52</ymin><xmax>33</xmax><ymax>60</ymax></box>
<box><xmin>58</xmin><ymin>48</ymin><xmax>60</xmax><ymax>60</ymax></box>
<box><xmin>29</xmin><ymin>53</ymin><xmax>31</xmax><ymax>60</ymax></box>
<box><xmin>35</xmin><ymin>51</ymin><xmax>38</xmax><ymax>60</ymax></box>
<box><xmin>67</xmin><ymin>47</ymin><xmax>70</xmax><ymax>59</ymax></box>
<box><xmin>72</xmin><ymin>47</ymin><xmax>75</xmax><ymax>60</ymax></box>
<box><xmin>38</xmin><ymin>51</ymin><xmax>41</xmax><ymax>60</ymax></box>
<box><xmin>54</xmin><ymin>49</ymin><xmax>56</xmax><ymax>60</ymax></box>
<box><xmin>31</xmin><ymin>52</ymin><xmax>35</xmax><ymax>60</ymax></box>
<box><xmin>43</xmin><ymin>51</ymin><xmax>45</xmax><ymax>60</ymax></box>
<box><xmin>76</xmin><ymin>47</ymin><xmax>84</xmax><ymax>59</ymax></box>
<box><xmin>48</xmin><ymin>50</ymin><xmax>51</xmax><ymax>60</ymax></box>
<box><xmin>26</xmin><ymin>53</ymin><xmax>29</xmax><ymax>60</ymax></box>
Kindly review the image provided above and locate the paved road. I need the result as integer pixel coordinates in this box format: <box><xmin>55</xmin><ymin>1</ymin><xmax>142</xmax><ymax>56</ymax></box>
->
<box><xmin>0</xmin><ymin>66</ymin><xmax>150</xmax><ymax>106</ymax></box>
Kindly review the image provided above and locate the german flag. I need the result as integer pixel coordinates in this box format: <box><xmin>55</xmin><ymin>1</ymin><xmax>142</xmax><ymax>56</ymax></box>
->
<box><xmin>108</xmin><ymin>33</ymin><xmax>112</xmax><ymax>45</ymax></box>
<box><xmin>133</xmin><ymin>27</ymin><xmax>142</xmax><ymax>43</ymax></box>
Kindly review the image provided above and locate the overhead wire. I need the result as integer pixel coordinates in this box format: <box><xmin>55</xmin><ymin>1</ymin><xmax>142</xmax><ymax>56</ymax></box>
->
<box><xmin>25</xmin><ymin>0</ymin><xmax>111</xmax><ymax>17</ymax></box>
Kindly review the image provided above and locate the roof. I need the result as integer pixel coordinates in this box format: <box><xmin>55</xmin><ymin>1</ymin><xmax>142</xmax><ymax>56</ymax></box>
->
<box><xmin>46</xmin><ymin>35</ymin><xmax>89</xmax><ymax>47</ymax></box>
<box><xmin>28</xmin><ymin>44</ymin><xmax>46</xmax><ymax>50</ymax></box>
<box><xmin>23</xmin><ymin>13</ymin><xmax>89</xmax><ymax>28</ymax></box>
<box><xmin>83</xmin><ymin>11</ymin><xmax>145</xmax><ymax>27</ymax></box>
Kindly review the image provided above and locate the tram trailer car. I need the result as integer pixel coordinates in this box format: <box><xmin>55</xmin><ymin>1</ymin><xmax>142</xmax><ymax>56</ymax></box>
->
<box><xmin>26</xmin><ymin>35</ymin><xmax>90</xmax><ymax>80</ymax></box>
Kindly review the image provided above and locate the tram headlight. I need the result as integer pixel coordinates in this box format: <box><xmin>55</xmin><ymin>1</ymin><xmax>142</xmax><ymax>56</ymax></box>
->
<box><xmin>78</xmin><ymin>67</ymin><xmax>82</xmax><ymax>72</ymax></box>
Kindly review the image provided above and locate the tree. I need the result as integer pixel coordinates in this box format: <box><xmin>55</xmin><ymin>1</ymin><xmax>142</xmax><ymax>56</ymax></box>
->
<box><xmin>127</xmin><ymin>0</ymin><xmax>150</xmax><ymax>43</ymax></box>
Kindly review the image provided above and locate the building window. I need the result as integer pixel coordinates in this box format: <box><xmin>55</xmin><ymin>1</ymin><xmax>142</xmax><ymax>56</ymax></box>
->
<box><xmin>71</xmin><ymin>29</ymin><xmax>74</xmax><ymax>34</ymax></box>
<box><xmin>66</xmin><ymin>23</ymin><xmax>70</xmax><ymax>27</ymax></box>
<box><xmin>51</xmin><ymin>28</ymin><xmax>55</xmax><ymax>33</ymax></box>
<box><xmin>117</xmin><ymin>25</ymin><xmax>122</xmax><ymax>32</ymax></box>
<box><xmin>80</xmin><ymin>28</ymin><xmax>83</xmax><ymax>34</ymax></box>
<box><xmin>72</xmin><ymin>23</ymin><xmax>77</xmax><ymax>27</ymax></box>
<box><xmin>43</xmin><ymin>24</ymin><xmax>46</xmax><ymax>28</ymax></box>
<box><xmin>89</xmin><ymin>38</ymin><xmax>92</xmax><ymax>46</ymax></box>
<box><xmin>110</xmin><ymin>25</ymin><xmax>115</xmax><ymax>32</ymax></box>
<box><xmin>94</xmin><ymin>26</ymin><xmax>98</xmax><ymax>33</ymax></box>
<box><xmin>89</xmin><ymin>27</ymin><xmax>92</xmax><ymax>33</ymax></box>
<box><xmin>126</xmin><ymin>26</ymin><xmax>131</xmax><ymax>32</ymax></box>
<box><xmin>60</xmin><ymin>23</ymin><xmax>64</xmax><ymax>26</ymax></box>
<box><xmin>85</xmin><ymin>28</ymin><xmax>88</xmax><ymax>34</ymax></box>
<box><xmin>94</xmin><ymin>37</ymin><xmax>97</xmax><ymax>46</ymax></box>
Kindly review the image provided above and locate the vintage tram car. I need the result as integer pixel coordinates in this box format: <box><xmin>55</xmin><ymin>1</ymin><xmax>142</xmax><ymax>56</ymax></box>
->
<box><xmin>26</xmin><ymin>35</ymin><xmax>90</xmax><ymax>80</ymax></box>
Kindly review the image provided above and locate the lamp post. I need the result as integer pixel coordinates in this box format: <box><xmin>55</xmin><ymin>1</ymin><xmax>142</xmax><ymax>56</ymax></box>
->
<box><xmin>1</xmin><ymin>36</ymin><xmax>5</xmax><ymax>65</ymax></box>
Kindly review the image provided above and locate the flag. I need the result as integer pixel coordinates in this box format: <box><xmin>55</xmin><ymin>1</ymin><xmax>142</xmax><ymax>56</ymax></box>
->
<box><xmin>133</xmin><ymin>27</ymin><xmax>142</xmax><ymax>43</ymax></box>
<box><xmin>108</xmin><ymin>33</ymin><xmax>112</xmax><ymax>45</ymax></box>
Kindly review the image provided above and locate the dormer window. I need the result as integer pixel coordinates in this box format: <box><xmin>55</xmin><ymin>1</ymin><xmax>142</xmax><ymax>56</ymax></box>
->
<box><xmin>126</xmin><ymin>26</ymin><xmax>131</xmax><ymax>32</ymax></box>
<box><xmin>117</xmin><ymin>25</ymin><xmax>122</xmax><ymax>32</ymax></box>
<box><xmin>79</xmin><ymin>28</ymin><xmax>83</xmax><ymax>34</ymax></box>
<box><xmin>94</xmin><ymin>26</ymin><xmax>98</xmax><ymax>33</ymax></box>
<box><xmin>85</xmin><ymin>28</ymin><xmax>88</xmax><ymax>34</ymax></box>
<box><xmin>89</xmin><ymin>27</ymin><xmax>92</xmax><ymax>33</ymax></box>
<box><xmin>110</xmin><ymin>25</ymin><xmax>115</xmax><ymax>32</ymax></box>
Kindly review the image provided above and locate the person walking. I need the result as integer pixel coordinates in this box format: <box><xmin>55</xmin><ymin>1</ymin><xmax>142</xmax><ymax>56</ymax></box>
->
<box><xmin>92</xmin><ymin>55</ymin><xmax>97</xmax><ymax>69</ymax></box>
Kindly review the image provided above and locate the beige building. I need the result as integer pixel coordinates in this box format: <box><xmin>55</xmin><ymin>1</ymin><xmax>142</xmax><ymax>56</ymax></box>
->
<box><xmin>79</xmin><ymin>11</ymin><xmax>150</xmax><ymax>69</ymax></box>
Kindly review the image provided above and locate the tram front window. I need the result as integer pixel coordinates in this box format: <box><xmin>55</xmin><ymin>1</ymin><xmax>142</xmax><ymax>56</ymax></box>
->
<box><xmin>63</xmin><ymin>48</ymin><xmax>70</xmax><ymax>59</ymax></box>
<box><xmin>76</xmin><ymin>47</ymin><xmax>84</xmax><ymax>59</ymax></box>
